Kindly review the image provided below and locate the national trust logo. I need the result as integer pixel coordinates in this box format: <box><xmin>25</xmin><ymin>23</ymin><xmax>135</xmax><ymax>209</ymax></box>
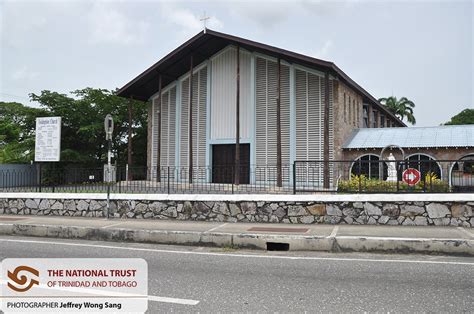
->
<box><xmin>7</xmin><ymin>265</ymin><xmax>40</xmax><ymax>292</ymax></box>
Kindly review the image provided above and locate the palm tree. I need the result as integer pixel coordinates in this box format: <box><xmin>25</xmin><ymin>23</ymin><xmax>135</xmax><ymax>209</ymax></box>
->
<box><xmin>378</xmin><ymin>96</ymin><xmax>416</xmax><ymax>125</ymax></box>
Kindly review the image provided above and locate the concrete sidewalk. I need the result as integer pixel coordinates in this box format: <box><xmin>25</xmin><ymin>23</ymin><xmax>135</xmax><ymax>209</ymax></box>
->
<box><xmin>0</xmin><ymin>215</ymin><xmax>473</xmax><ymax>256</ymax></box>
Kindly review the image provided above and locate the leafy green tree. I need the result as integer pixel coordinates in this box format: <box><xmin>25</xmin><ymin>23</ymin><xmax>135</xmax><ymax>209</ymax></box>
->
<box><xmin>1</xmin><ymin>88</ymin><xmax>148</xmax><ymax>168</ymax></box>
<box><xmin>0</xmin><ymin>102</ymin><xmax>47</xmax><ymax>163</ymax></box>
<box><xmin>378</xmin><ymin>96</ymin><xmax>416</xmax><ymax>125</ymax></box>
<box><xmin>444</xmin><ymin>108</ymin><xmax>474</xmax><ymax>125</ymax></box>
<box><xmin>29</xmin><ymin>88</ymin><xmax>148</xmax><ymax>167</ymax></box>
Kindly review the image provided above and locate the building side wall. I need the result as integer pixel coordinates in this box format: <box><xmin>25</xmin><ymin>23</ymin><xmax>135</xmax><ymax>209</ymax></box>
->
<box><xmin>332</xmin><ymin>81</ymin><xmax>363</xmax><ymax>161</ymax></box>
<box><xmin>343</xmin><ymin>147</ymin><xmax>474</xmax><ymax>180</ymax></box>
<box><xmin>343</xmin><ymin>147</ymin><xmax>474</xmax><ymax>161</ymax></box>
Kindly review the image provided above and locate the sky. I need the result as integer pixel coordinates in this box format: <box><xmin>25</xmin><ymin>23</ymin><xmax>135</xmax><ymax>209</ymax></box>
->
<box><xmin>1</xmin><ymin>0</ymin><xmax>472</xmax><ymax>127</ymax></box>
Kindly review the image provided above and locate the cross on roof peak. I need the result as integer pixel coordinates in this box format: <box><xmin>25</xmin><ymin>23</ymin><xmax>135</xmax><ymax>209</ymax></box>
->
<box><xmin>200</xmin><ymin>11</ymin><xmax>210</xmax><ymax>32</ymax></box>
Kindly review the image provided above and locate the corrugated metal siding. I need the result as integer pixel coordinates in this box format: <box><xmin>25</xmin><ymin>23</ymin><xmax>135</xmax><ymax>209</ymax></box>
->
<box><xmin>160</xmin><ymin>87</ymin><xmax>176</xmax><ymax>170</ymax></box>
<box><xmin>210</xmin><ymin>47</ymin><xmax>252</xmax><ymax>140</ymax></box>
<box><xmin>255</xmin><ymin>57</ymin><xmax>290</xmax><ymax>181</ymax></box>
<box><xmin>179</xmin><ymin>67</ymin><xmax>208</xmax><ymax>179</ymax></box>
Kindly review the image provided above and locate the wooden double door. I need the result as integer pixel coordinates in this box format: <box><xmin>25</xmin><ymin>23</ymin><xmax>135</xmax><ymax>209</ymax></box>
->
<box><xmin>212</xmin><ymin>144</ymin><xmax>250</xmax><ymax>184</ymax></box>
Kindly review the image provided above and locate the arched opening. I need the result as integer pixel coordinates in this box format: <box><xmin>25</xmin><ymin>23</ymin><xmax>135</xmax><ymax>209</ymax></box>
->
<box><xmin>405</xmin><ymin>154</ymin><xmax>442</xmax><ymax>180</ymax></box>
<box><xmin>450</xmin><ymin>154</ymin><xmax>474</xmax><ymax>192</ymax></box>
<box><xmin>351</xmin><ymin>154</ymin><xmax>388</xmax><ymax>180</ymax></box>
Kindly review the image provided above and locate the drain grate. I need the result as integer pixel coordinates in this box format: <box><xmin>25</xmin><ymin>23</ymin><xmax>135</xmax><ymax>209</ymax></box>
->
<box><xmin>247</xmin><ymin>227</ymin><xmax>308</xmax><ymax>233</ymax></box>
<box><xmin>267</xmin><ymin>242</ymin><xmax>290</xmax><ymax>251</ymax></box>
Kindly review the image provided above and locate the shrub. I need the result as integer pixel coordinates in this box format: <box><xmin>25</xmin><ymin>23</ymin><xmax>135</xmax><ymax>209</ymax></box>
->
<box><xmin>337</xmin><ymin>173</ymin><xmax>449</xmax><ymax>193</ymax></box>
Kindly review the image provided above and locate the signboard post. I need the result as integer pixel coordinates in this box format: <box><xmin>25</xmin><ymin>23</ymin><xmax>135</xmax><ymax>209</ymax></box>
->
<box><xmin>34</xmin><ymin>117</ymin><xmax>61</xmax><ymax>192</ymax></box>
<box><xmin>104</xmin><ymin>114</ymin><xmax>114</xmax><ymax>219</ymax></box>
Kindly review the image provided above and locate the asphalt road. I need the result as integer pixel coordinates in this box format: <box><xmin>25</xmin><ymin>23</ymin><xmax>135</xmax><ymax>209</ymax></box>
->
<box><xmin>1</xmin><ymin>235</ymin><xmax>473</xmax><ymax>313</ymax></box>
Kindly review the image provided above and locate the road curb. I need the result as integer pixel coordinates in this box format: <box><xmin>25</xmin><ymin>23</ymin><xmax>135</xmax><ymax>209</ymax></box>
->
<box><xmin>0</xmin><ymin>223</ymin><xmax>472</xmax><ymax>256</ymax></box>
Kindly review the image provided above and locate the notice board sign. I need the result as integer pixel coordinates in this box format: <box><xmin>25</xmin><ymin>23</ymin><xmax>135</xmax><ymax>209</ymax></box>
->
<box><xmin>35</xmin><ymin>117</ymin><xmax>61</xmax><ymax>162</ymax></box>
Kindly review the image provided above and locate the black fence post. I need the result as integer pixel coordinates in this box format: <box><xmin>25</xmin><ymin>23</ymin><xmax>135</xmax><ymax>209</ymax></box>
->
<box><xmin>118</xmin><ymin>167</ymin><xmax>122</xmax><ymax>194</ymax></box>
<box><xmin>292</xmin><ymin>162</ymin><xmax>296</xmax><ymax>195</ymax></box>
<box><xmin>74</xmin><ymin>168</ymin><xmax>78</xmax><ymax>193</ymax></box>
<box><xmin>38</xmin><ymin>163</ymin><xmax>42</xmax><ymax>192</ymax></box>
<box><xmin>231</xmin><ymin>166</ymin><xmax>234</xmax><ymax>194</ymax></box>
<box><xmin>396</xmin><ymin>161</ymin><xmax>400</xmax><ymax>192</ymax></box>
<box><xmin>167</xmin><ymin>166</ymin><xmax>170</xmax><ymax>194</ymax></box>
<box><xmin>428</xmin><ymin>160</ymin><xmax>432</xmax><ymax>192</ymax></box>
<box><xmin>358</xmin><ymin>159</ymin><xmax>362</xmax><ymax>193</ymax></box>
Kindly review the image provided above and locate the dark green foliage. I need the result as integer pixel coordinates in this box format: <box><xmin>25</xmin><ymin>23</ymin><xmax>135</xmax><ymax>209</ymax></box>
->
<box><xmin>0</xmin><ymin>102</ymin><xmax>48</xmax><ymax>163</ymax></box>
<box><xmin>0</xmin><ymin>88</ymin><xmax>148</xmax><ymax>167</ymax></box>
<box><xmin>444</xmin><ymin>108</ymin><xmax>474</xmax><ymax>125</ymax></box>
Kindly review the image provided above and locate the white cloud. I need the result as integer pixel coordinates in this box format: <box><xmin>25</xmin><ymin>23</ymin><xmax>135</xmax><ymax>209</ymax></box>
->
<box><xmin>227</xmin><ymin>0</ymin><xmax>356</xmax><ymax>29</ymax></box>
<box><xmin>86</xmin><ymin>2</ymin><xmax>149</xmax><ymax>45</ymax></box>
<box><xmin>11</xmin><ymin>66</ymin><xmax>39</xmax><ymax>81</ymax></box>
<box><xmin>228</xmin><ymin>2</ymin><xmax>293</xmax><ymax>29</ymax></box>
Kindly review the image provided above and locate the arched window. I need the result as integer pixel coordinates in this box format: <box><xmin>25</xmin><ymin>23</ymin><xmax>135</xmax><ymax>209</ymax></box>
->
<box><xmin>451</xmin><ymin>154</ymin><xmax>474</xmax><ymax>192</ymax></box>
<box><xmin>351</xmin><ymin>154</ymin><xmax>388</xmax><ymax>180</ymax></box>
<box><xmin>405</xmin><ymin>154</ymin><xmax>441</xmax><ymax>180</ymax></box>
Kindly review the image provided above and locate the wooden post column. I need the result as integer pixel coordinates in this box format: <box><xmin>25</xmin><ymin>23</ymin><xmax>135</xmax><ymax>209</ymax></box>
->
<box><xmin>156</xmin><ymin>75</ymin><xmax>162</xmax><ymax>182</ymax></box>
<box><xmin>276</xmin><ymin>57</ymin><xmax>282</xmax><ymax>187</ymax></box>
<box><xmin>367</xmin><ymin>104</ymin><xmax>372</xmax><ymax>128</ymax></box>
<box><xmin>188</xmin><ymin>56</ymin><xmax>194</xmax><ymax>184</ymax></box>
<box><xmin>235</xmin><ymin>46</ymin><xmax>240</xmax><ymax>185</ymax></box>
<box><xmin>127</xmin><ymin>97</ymin><xmax>133</xmax><ymax>181</ymax></box>
<box><xmin>323</xmin><ymin>73</ymin><xmax>330</xmax><ymax>189</ymax></box>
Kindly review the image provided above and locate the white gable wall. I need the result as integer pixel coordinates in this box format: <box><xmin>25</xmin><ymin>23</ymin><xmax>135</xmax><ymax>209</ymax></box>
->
<box><xmin>148</xmin><ymin>45</ymin><xmax>335</xmax><ymax>185</ymax></box>
<box><xmin>210</xmin><ymin>46</ymin><xmax>253</xmax><ymax>141</ymax></box>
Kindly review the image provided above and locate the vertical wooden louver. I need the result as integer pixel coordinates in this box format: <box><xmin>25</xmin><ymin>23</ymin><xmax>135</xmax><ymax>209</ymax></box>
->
<box><xmin>328</xmin><ymin>79</ymin><xmax>335</xmax><ymax>186</ymax></box>
<box><xmin>295</xmin><ymin>69</ymin><xmax>325</xmax><ymax>185</ymax></box>
<box><xmin>160</xmin><ymin>87</ymin><xmax>176</xmax><ymax>175</ymax></box>
<box><xmin>255</xmin><ymin>57</ymin><xmax>290</xmax><ymax>183</ymax></box>
<box><xmin>180</xmin><ymin>67</ymin><xmax>207</xmax><ymax>181</ymax></box>
<box><xmin>151</xmin><ymin>97</ymin><xmax>159</xmax><ymax>180</ymax></box>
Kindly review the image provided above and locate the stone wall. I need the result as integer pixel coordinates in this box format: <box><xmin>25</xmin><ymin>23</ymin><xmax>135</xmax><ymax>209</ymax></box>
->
<box><xmin>1</xmin><ymin>198</ymin><xmax>472</xmax><ymax>227</ymax></box>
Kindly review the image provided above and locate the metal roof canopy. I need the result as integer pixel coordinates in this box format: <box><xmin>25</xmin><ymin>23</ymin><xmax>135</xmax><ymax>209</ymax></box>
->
<box><xmin>117</xmin><ymin>29</ymin><xmax>405</xmax><ymax>126</ymax></box>
<box><xmin>343</xmin><ymin>125</ymin><xmax>474</xmax><ymax>149</ymax></box>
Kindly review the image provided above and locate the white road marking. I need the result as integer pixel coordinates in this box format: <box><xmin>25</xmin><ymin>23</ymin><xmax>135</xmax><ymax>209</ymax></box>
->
<box><xmin>204</xmin><ymin>223</ymin><xmax>228</xmax><ymax>233</ymax></box>
<box><xmin>101</xmin><ymin>222</ymin><xmax>126</xmax><ymax>229</ymax></box>
<box><xmin>0</xmin><ymin>279</ymin><xmax>199</xmax><ymax>306</ymax></box>
<box><xmin>148</xmin><ymin>295</ymin><xmax>200</xmax><ymax>305</ymax></box>
<box><xmin>0</xmin><ymin>238</ymin><xmax>472</xmax><ymax>266</ymax></box>
<box><xmin>457</xmin><ymin>227</ymin><xmax>474</xmax><ymax>238</ymax></box>
<box><xmin>328</xmin><ymin>226</ymin><xmax>339</xmax><ymax>238</ymax></box>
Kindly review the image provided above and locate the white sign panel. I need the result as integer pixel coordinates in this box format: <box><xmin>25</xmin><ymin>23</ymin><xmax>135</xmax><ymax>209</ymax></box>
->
<box><xmin>1</xmin><ymin>258</ymin><xmax>148</xmax><ymax>313</ymax></box>
<box><xmin>35</xmin><ymin>117</ymin><xmax>61</xmax><ymax>162</ymax></box>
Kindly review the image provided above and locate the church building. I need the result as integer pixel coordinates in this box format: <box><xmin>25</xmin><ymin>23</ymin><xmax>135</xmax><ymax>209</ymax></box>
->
<box><xmin>117</xmin><ymin>29</ymin><xmax>472</xmax><ymax>189</ymax></box>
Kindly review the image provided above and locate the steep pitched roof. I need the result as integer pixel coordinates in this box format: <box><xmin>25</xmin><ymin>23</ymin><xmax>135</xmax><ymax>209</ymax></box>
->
<box><xmin>117</xmin><ymin>29</ymin><xmax>405</xmax><ymax>126</ymax></box>
<box><xmin>343</xmin><ymin>125</ymin><xmax>474</xmax><ymax>149</ymax></box>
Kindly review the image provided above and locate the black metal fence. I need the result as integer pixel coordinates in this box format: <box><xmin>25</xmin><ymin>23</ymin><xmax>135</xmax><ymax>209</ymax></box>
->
<box><xmin>0</xmin><ymin>159</ymin><xmax>472</xmax><ymax>194</ymax></box>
